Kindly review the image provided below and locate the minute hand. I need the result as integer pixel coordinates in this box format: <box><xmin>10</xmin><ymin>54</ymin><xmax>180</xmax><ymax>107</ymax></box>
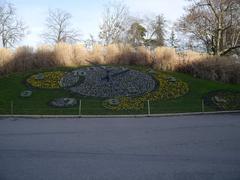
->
<box><xmin>111</xmin><ymin>69</ymin><xmax>130</xmax><ymax>78</ymax></box>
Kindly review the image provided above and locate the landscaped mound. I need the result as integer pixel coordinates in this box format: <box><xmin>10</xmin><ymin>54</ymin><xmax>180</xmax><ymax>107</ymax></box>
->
<box><xmin>2</xmin><ymin>64</ymin><xmax>240</xmax><ymax>115</ymax></box>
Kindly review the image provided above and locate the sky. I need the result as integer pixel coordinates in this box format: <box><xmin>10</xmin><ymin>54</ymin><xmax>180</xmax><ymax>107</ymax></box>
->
<box><xmin>8</xmin><ymin>0</ymin><xmax>189</xmax><ymax>47</ymax></box>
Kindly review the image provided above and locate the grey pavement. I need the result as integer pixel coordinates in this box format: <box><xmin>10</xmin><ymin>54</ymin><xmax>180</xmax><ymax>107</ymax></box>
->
<box><xmin>0</xmin><ymin>114</ymin><xmax>240</xmax><ymax>180</ymax></box>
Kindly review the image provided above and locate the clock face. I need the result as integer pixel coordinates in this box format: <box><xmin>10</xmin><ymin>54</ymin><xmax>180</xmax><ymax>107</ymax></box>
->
<box><xmin>60</xmin><ymin>66</ymin><xmax>156</xmax><ymax>98</ymax></box>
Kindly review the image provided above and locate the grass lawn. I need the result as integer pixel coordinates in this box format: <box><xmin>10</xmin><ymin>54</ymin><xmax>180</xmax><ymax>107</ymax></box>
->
<box><xmin>0</xmin><ymin>66</ymin><xmax>239</xmax><ymax>115</ymax></box>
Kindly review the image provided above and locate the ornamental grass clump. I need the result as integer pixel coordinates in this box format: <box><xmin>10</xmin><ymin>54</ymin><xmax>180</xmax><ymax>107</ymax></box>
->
<box><xmin>72</xmin><ymin>44</ymin><xmax>90</xmax><ymax>65</ymax></box>
<box><xmin>54</xmin><ymin>43</ymin><xmax>75</xmax><ymax>66</ymax></box>
<box><xmin>0</xmin><ymin>43</ymin><xmax>239</xmax><ymax>84</ymax></box>
<box><xmin>153</xmin><ymin>47</ymin><xmax>177</xmax><ymax>71</ymax></box>
<box><xmin>35</xmin><ymin>45</ymin><xmax>56</xmax><ymax>67</ymax></box>
<box><xmin>0</xmin><ymin>48</ymin><xmax>13</xmax><ymax>74</ymax></box>
<box><xmin>176</xmin><ymin>55</ymin><xmax>240</xmax><ymax>84</ymax></box>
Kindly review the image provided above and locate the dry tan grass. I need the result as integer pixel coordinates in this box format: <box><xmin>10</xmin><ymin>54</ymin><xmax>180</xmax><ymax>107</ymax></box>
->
<box><xmin>178</xmin><ymin>50</ymin><xmax>207</xmax><ymax>62</ymax></box>
<box><xmin>176</xmin><ymin>55</ymin><xmax>240</xmax><ymax>83</ymax></box>
<box><xmin>35</xmin><ymin>45</ymin><xmax>55</xmax><ymax>67</ymax></box>
<box><xmin>89</xmin><ymin>44</ymin><xmax>105</xmax><ymax>64</ymax></box>
<box><xmin>3</xmin><ymin>46</ymin><xmax>34</xmax><ymax>73</ymax></box>
<box><xmin>135</xmin><ymin>46</ymin><xmax>153</xmax><ymax>66</ymax></box>
<box><xmin>0</xmin><ymin>43</ymin><xmax>239</xmax><ymax>84</ymax></box>
<box><xmin>104</xmin><ymin>44</ymin><xmax>121</xmax><ymax>64</ymax></box>
<box><xmin>72</xmin><ymin>44</ymin><xmax>89</xmax><ymax>65</ymax></box>
<box><xmin>117</xmin><ymin>43</ymin><xmax>136</xmax><ymax>65</ymax></box>
<box><xmin>153</xmin><ymin>47</ymin><xmax>177</xmax><ymax>71</ymax></box>
<box><xmin>0</xmin><ymin>48</ymin><xmax>13</xmax><ymax>67</ymax></box>
<box><xmin>54</xmin><ymin>43</ymin><xmax>75</xmax><ymax>66</ymax></box>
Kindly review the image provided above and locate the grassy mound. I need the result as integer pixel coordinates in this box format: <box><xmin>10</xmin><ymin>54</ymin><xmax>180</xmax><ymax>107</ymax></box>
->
<box><xmin>0</xmin><ymin>66</ymin><xmax>240</xmax><ymax>115</ymax></box>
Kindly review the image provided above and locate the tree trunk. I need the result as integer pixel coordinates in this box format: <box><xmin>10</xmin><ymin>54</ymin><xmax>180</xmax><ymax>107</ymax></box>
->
<box><xmin>215</xmin><ymin>15</ymin><xmax>223</xmax><ymax>55</ymax></box>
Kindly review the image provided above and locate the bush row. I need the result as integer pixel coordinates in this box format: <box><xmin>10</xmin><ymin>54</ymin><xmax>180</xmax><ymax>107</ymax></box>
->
<box><xmin>0</xmin><ymin>43</ymin><xmax>239</xmax><ymax>83</ymax></box>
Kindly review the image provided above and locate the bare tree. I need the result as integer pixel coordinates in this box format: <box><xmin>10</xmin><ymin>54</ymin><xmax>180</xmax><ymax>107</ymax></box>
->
<box><xmin>145</xmin><ymin>15</ymin><xmax>166</xmax><ymax>47</ymax></box>
<box><xmin>178</xmin><ymin>0</ymin><xmax>240</xmax><ymax>55</ymax></box>
<box><xmin>0</xmin><ymin>2</ymin><xmax>26</xmax><ymax>48</ymax></box>
<box><xmin>99</xmin><ymin>1</ymin><xmax>129</xmax><ymax>45</ymax></box>
<box><xmin>42</xmin><ymin>9</ymin><xmax>81</xmax><ymax>44</ymax></box>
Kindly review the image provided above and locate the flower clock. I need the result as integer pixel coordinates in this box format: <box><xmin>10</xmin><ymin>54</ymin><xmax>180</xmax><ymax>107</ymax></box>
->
<box><xmin>25</xmin><ymin>66</ymin><xmax>189</xmax><ymax>110</ymax></box>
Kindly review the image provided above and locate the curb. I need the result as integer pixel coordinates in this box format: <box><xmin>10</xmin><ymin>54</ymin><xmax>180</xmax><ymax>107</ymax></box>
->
<box><xmin>0</xmin><ymin>110</ymin><xmax>240</xmax><ymax>119</ymax></box>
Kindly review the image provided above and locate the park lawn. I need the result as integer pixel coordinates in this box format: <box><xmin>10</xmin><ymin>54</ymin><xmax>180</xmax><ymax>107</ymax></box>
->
<box><xmin>0</xmin><ymin>66</ymin><xmax>239</xmax><ymax>115</ymax></box>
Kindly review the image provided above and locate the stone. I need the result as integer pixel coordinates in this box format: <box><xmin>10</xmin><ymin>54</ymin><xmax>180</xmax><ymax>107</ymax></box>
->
<box><xmin>50</xmin><ymin>98</ymin><xmax>77</xmax><ymax>108</ymax></box>
<box><xmin>21</xmin><ymin>90</ymin><xmax>32</xmax><ymax>97</ymax></box>
<box><xmin>120</xmin><ymin>67</ymin><xmax>128</xmax><ymax>71</ymax></box>
<box><xmin>108</xmin><ymin>98</ymin><xmax>120</xmax><ymax>106</ymax></box>
<box><xmin>73</xmin><ymin>70</ymin><xmax>87</xmax><ymax>76</ymax></box>
<box><xmin>35</xmin><ymin>73</ymin><xmax>44</xmax><ymax>80</ymax></box>
<box><xmin>87</xmin><ymin>67</ymin><xmax>97</xmax><ymax>71</ymax></box>
<box><xmin>101</xmin><ymin>66</ymin><xmax>107</xmax><ymax>69</ymax></box>
<box><xmin>214</xmin><ymin>96</ymin><xmax>227</xmax><ymax>103</ymax></box>
<box><xmin>148</xmin><ymin>69</ymin><xmax>156</xmax><ymax>74</ymax></box>
<box><xmin>166</xmin><ymin>76</ymin><xmax>177</xmax><ymax>83</ymax></box>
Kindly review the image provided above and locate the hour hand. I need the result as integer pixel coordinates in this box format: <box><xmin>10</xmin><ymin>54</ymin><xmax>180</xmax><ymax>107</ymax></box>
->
<box><xmin>111</xmin><ymin>69</ymin><xmax>130</xmax><ymax>78</ymax></box>
<box><xmin>101</xmin><ymin>69</ymin><xmax>129</xmax><ymax>82</ymax></box>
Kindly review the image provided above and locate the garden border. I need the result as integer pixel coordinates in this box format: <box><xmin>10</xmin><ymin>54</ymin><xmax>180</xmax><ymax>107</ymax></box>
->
<box><xmin>0</xmin><ymin>110</ymin><xmax>239</xmax><ymax>119</ymax></box>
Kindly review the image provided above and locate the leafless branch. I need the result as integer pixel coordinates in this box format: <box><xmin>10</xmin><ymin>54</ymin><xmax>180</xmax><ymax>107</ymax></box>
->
<box><xmin>0</xmin><ymin>2</ymin><xmax>26</xmax><ymax>48</ymax></box>
<box><xmin>42</xmin><ymin>9</ymin><xmax>81</xmax><ymax>44</ymax></box>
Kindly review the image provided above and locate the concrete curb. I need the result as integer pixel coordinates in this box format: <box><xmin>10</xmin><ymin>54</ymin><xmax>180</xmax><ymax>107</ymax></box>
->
<box><xmin>0</xmin><ymin>110</ymin><xmax>240</xmax><ymax>119</ymax></box>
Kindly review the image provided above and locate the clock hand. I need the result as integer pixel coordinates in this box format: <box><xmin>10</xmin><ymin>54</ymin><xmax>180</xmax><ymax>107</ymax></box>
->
<box><xmin>101</xmin><ymin>69</ymin><xmax>130</xmax><ymax>81</ymax></box>
<box><xmin>111</xmin><ymin>69</ymin><xmax>130</xmax><ymax>78</ymax></box>
<box><xmin>86</xmin><ymin>60</ymin><xmax>114</xmax><ymax>72</ymax></box>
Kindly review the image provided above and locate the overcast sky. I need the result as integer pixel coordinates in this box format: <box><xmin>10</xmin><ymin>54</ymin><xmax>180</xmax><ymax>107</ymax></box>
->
<box><xmin>9</xmin><ymin>0</ymin><xmax>189</xmax><ymax>46</ymax></box>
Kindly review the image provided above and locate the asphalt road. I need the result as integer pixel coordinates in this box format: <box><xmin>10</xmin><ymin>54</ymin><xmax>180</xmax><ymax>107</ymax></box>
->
<box><xmin>0</xmin><ymin>114</ymin><xmax>240</xmax><ymax>180</ymax></box>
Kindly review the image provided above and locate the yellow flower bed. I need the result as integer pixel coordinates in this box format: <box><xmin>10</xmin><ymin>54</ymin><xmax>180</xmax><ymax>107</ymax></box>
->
<box><xmin>103</xmin><ymin>73</ymin><xmax>189</xmax><ymax>111</ymax></box>
<box><xmin>27</xmin><ymin>71</ymin><xmax>65</xmax><ymax>89</ymax></box>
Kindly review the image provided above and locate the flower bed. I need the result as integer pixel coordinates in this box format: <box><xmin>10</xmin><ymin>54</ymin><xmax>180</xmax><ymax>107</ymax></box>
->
<box><xmin>204</xmin><ymin>90</ymin><xmax>240</xmax><ymax>111</ymax></box>
<box><xmin>103</xmin><ymin>73</ymin><xmax>189</xmax><ymax>111</ymax></box>
<box><xmin>26</xmin><ymin>71</ymin><xmax>65</xmax><ymax>89</ymax></box>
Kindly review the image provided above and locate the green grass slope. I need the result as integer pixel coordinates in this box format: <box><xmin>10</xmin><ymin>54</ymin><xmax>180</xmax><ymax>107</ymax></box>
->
<box><xmin>0</xmin><ymin>66</ymin><xmax>239</xmax><ymax>115</ymax></box>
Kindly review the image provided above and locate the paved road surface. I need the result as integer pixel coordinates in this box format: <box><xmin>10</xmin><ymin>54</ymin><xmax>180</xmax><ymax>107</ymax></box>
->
<box><xmin>0</xmin><ymin>114</ymin><xmax>240</xmax><ymax>180</ymax></box>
